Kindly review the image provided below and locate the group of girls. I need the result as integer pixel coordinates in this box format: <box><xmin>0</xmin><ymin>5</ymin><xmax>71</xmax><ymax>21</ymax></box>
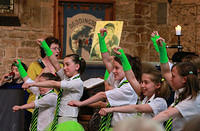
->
<box><xmin>68</xmin><ymin>29</ymin><xmax>200</xmax><ymax>131</ymax></box>
<box><xmin>13</xmin><ymin>28</ymin><xmax>200</xmax><ymax>131</ymax></box>
<box><xmin>13</xmin><ymin>37</ymin><xmax>86</xmax><ymax>130</ymax></box>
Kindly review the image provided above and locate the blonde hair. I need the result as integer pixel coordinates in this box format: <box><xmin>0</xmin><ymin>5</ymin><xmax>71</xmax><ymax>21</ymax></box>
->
<box><xmin>113</xmin><ymin>117</ymin><xmax>164</xmax><ymax>131</ymax></box>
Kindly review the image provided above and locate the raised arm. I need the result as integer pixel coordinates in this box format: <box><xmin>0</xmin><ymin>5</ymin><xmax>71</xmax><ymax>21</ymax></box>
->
<box><xmin>36</xmin><ymin>39</ymin><xmax>61</xmax><ymax>72</ymax></box>
<box><xmin>151</xmin><ymin>31</ymin><xmax>173</xmax><ymax>87</ymax></box>
<box><xmin>99</xmin><ymin>104</ymin><xmax>152</xmax><ymax>116</ymax></box>
<box><xmin>68</xmin><ymin>91</ymin><xmax>107</xmax><ymax>107</ymax></box>
<box><xmin>22</xmin><ymin>80</ymin><xmax>60</xmax><ymax>89</ymax></box>
<box><xmin>113</xmin><ymin>47</ymin><xmax>141</xmax><ymax>95</ymax></box>
<box><xmin>12</xmin><ymin>102</ymin><xmax>35</xmax><ymax>112</ymax></box>
<box><xmin>14</xmin><ymin>59</ymin><xmax>29</xmax><ymax>82</ymax></box>
<box><xmin>98</xmin><ymin>29</ymin><xmax>113</xmax><ymax>73</ymax></box>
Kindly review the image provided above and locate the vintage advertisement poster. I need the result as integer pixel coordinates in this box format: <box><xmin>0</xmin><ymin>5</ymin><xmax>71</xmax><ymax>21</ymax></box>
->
<box><xmin>89</xmin><ymin>21</ymin><xmax>123</xmax><ymax>60</ymax></box>
<box><xmin>66</xmin><ymin>13</ymin><xmax>101</xmax><ymax>60</ymax></box>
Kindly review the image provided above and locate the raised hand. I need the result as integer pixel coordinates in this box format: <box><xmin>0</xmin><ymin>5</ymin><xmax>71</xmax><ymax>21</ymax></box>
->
<box><xmin>97</xmin><ymin>28</ymin><xmax>108</xmax><ymax>53</ymax></box>
<box><xmin>36</xmin><ymin>39</ymin><xmax>44</xmax><ymax>46</ymax></box>
<box><xmin>113</xmin><ymin>46</ymin><xmax>122</xmax><ymax>55</ymax></box>
<box><xmin>100</xmin><ymin>28</ymin><xmax>107</xmax><ymax>37</ymax></box>
<box><xmin>12</xmin><ymin>105</ymin><xmax>21</xmax><ymax>112</ymax></box>
<box><xmin>151</xmin><ymin>31</ymin><xmax>160</xmax><ymax>53</ymax></box>
<box><xmin>151</xmin><ymin>31</ymin><xmax>159</xmax><ymax>38</ymax></box>
<box><xmin>156</xmin><ymin>37</ymin><xmax>166</xmax><ymax>47</ymax></box>
<box><xmin>68</xmin><ymin>100</ymin><xmax>82</xmax><ymax>107</ymax></box>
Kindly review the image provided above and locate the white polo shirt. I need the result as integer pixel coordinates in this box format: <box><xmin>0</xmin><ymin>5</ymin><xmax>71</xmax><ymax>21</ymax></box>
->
<box><xmin>141</xmin><ymin>94</ymin><xmax>168</xmax><ymax>119</ymax></box>
<box><xmin>173</xmin><ymin>93</ymin><xmax>200</xmax><ymax>131</ymax></box>
<box><xmin>105</xmin><ymin>76</ymin><xmax>138</xmax><ymax>126</ymax></box>
<box><xmin>26</xmin><ymin>78</ymin><xmax>57</xmax><ymax>131</ymax></box>
<box><xmin>57</xmin><ymin>69</ymin><xmax>84</xmax><ymax>118</ymax></box>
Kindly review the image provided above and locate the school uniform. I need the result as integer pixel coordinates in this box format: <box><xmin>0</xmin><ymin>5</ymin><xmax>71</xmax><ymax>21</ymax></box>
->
<box><xmin>56</xmin><ymin>69</ymin><xmax>84</xmax><ymax>123</ymax></box>
<box><xmin>26</xmin><ymin>78</ymin><xmax>57</xmax><ymax>131</ymax></box>
<box><xmin>172</xmin><ymin>93</ymin><xmax>200</xmax><ymax>131</ymax></box>
<box><xmin>141</xmin><ymin>94</ymin><xmax>168</xmax><ymax>119</ymax></box>
<box><xmin>105</xmin><ymin>74</ymin><xmax>138</xmax><ymax>126</ymax></box>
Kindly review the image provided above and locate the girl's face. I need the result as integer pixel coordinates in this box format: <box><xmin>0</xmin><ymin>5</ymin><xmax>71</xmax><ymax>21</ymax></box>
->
<box><xmin>38</xmin><ymin>77</ymin><xmax>52</xmax><ymax>95</ymax></box>
<box><xmin>171</xmin><ymin>66</ymin><xmax>186</xmax><ymax>90</ymax></box>
<box><xmin>141</xmin><ymin>73</ymin><xmax>160</xmax><ymax>98</ymax></box>
<box><xmin>50</xmin><ymin>43</ymin><xmax>60</xmax><ymax>58</ymax></box>
<box><xmin>63</xmin><ymin>57</ymin><xmax>79</xmax><ymax>78</ymax></box>
<box><xmin>112</xmin><ymin>60</ymin><xmax>125</xmax><ymax>81</ymax></box>
<box><xmin>11</xmin><ymin>66</ymin><xmax>20</xmax><ymax>79</ymax></box>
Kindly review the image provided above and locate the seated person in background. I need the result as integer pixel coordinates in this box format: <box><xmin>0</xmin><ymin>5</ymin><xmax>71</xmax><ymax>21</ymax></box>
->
<box><xmin>0</xmin><ymin>62</ymin><xmax>27</xmax><ymax>87</ymax></box>
<box><xmin>0</xmin><ymin>61</ymin><xmax>32</xmax><ymax>131</ymax></box>
<box><xmin>13</xmin><ymin>59</ymin><xmax>58</xmax><ymax>131</ymax></box>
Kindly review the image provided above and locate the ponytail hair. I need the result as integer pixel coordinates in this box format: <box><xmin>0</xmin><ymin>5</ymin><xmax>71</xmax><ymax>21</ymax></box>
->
<box><xmin>65</xmin><ymin>54</ymin><xmax>86</xmax><ymax>74</ymax></box>
<box><xmin>173</xmin><ymin>62</ymin><xmax>200</xmax><ymax>101</ymax></box>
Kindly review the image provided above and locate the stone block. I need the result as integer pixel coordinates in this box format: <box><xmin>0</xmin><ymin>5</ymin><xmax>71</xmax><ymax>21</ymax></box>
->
<box><xmin>141</xmin><ymin>33</ymin><xmax>151</xmax><ymax>43</ymax></box>
<box><xmin>126</xmin><ymin>33</ymin><xmax>140</xmax><ymax>43</ymax></box>
<box><xmin>21</xmin><ymin>40</ymin><xmax>39</xmax><ymax>47</ymax></box>
<box><xmin>8</xmin><ymin>31</ymin><xmax>26</xmax><ymax>39</ymax></box>
<box><xmin>1</xmin><ymin>39</ymin><xmax>21</xmax><ymax>47</ymax></box>
<box><xmin>0</xmin><ymin>48</ymin><xmax>4</xmax><ymax>58</ymax></box>
<box><xmin>18</xmin><ymin>48</ymin><xmax>39</xmax><ymax>59</ymax></box>
<box><xmin>131</xmin><ymin>19</ymin><xmax>145</xmax><ymax>25</ymax></box>
<box><xmin>135</xmin><ymin>3</ymin><xmax>150</xmax><ymax>16</ymax></box>
<box><xmin>5</xmin><ymin>48</ymin><xmax>16</xmax><ymax>58</ymax></box>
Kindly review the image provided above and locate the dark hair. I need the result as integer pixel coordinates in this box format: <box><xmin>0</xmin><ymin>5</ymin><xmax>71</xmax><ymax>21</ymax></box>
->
<box><xmin>182</xmin><ymin>56</ymin><xmax>200</xmax><ymax>72</ymax></box>
<box><xmin>11</xmin><ymin>62</ymin><xmax>28</xmax><ymax>71</ymax></box>
<box><xmin>40</xmin><ymin>73</ymin><xmax>60</xmax><ymax>81</ymax></box>
<box><xmin>40</xmin><ymin>36</ymin><xmax>60</xmax><ymax>58</ymax></box>
<box><xmin>64</xmin><ymin>54</ymin><xmax>86</xmax><ymax>74</ymax></box>
<box><xmin>182</xmin><ymin>54</ymin><xmax>199</xmax><ymax>63</ymax></box>
<box><xmin>142</xmin><ymin>63</ymin><xmax>171</xmax><ymax>100</ymax></box>
<box><xmin>172</xmin><ymin>51</ymin><xmax>198</xmax><ymax>62</ymax></box>
<box><xmin>172</xmin><ymin>62</ymin><xmax>200</xmax><ymax>100</ymax></box>
<box><xmin>113</xmin><ymin>54</ymin><xmax>142</xmax><ymax>82</ymax></box>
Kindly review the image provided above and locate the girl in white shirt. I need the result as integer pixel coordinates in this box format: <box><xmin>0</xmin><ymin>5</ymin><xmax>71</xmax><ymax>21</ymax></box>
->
<box><xmin>13</xmin><ymin>72</ymin><xmax>58</xmax><ymax>131</ymax></box>
<box><xmin>99</xmin><ymin>61</ymin><xmax>170</xmax><ymax>120</ymax></box>
<box><xmin>68</xmin><ymin>29</ymin><xmax>142</xmax><ymax>128</ymax></box>
<box><xmin>151</xmin><ymin>31</ymin><xmax>200</xmax><ymax>131</ymax></box>
<box><xmin>23</xmin><ymin>39</ymin><xmax>86</xmax><ymax>130</ymax></box>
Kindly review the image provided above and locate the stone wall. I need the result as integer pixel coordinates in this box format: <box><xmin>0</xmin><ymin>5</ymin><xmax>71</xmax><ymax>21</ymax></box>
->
<box><xmin>116</xmin><ymin>0</ymin><xmax>200</xmax><ymax>62</ymax></box>
<box><xmin>1</xmin><ymin>0</ymin><xmax>200</xmax><ymax>76</ymax></box>
<box><xmin>0</xmin><ymin>0</ymin><xmax>54</xmax><ymax>76</ymax></box>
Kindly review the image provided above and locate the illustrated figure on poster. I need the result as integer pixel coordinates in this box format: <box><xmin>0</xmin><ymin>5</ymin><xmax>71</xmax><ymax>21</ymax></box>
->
<box><xmin>70</xmin><ymin>26</ymin><xmax>94</xmax><ymax>57</ymax></box>
<box><xmin>90</xmin><ymin>22</ymin><xmax>123</xmax><ymax>60</ymax></box>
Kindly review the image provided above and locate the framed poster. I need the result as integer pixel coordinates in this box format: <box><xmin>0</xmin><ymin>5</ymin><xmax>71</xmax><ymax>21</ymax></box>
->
<box><xmin>66</xmin><ymin>13</ymin><xmax>101</xmax><ymax>59</ymax></box>
<box><xmin>54</xmin><ymin>0</ymin><xmax>115</xmax><ymax>61</ymax></box>
<box><xmin>89</xmin><ymin>21</ymin><xmax>123</xmax><ymax>60</ymax></box>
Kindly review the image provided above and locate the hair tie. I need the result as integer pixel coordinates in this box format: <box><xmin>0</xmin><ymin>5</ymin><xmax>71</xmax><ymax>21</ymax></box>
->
<box><xmin>161</xmin><ymin>78</ymin><xmax>165</xmax><ymax>82</ymax></box>
<box><xmin>79</xmin><ymin>57</ymin><xmax>82</xmax><ymax>61</ymax></box>
<box><xmin>189</xmin><ymin>71</ymin><xmax>193</xmax><ymax>74</ymax></box>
